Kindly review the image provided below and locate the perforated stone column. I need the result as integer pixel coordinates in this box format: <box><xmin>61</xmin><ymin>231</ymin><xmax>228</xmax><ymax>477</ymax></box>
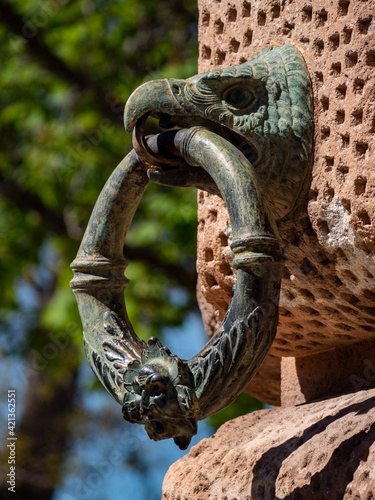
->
<box><xmin>196</xmin><ymin>0</ymin><xmax>375</xmax><ymax>406</ymax></box>
<box><xmin>162</xmin><ymin>1</ymin><xmax>375</xmax><ymax>496</ymax></box>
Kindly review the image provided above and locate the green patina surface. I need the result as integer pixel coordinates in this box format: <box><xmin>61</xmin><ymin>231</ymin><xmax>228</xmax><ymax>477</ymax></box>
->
<box><xmin>71</xmin><ymin>44</ymin><xmax>313</xmax><ymax>448</ymax></box>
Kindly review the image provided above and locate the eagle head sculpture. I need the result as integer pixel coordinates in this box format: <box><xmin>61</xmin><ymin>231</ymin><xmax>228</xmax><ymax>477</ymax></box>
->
<box><xmin>124</xmin><ymin>44</ymin><xmax>313</xmax><ymax>220</ymax></box>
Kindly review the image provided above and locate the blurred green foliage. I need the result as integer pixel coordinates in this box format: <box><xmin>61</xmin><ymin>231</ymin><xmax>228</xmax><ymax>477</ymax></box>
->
<box><xmin>0</xmin><ymin>4</ymin><xmax>263</xmax><ymax>493</ymax></box>
<box><xmin>0</xmin><ymin>0</ymin><xmax>199</xmax><ymax>346</ymax></box>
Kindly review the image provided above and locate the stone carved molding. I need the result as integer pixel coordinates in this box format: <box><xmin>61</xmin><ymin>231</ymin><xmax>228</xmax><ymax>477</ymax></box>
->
<box><xmin>162</xmin><ymin>387</ymin><xmax>375</xmax><ymax>499</ymax></box>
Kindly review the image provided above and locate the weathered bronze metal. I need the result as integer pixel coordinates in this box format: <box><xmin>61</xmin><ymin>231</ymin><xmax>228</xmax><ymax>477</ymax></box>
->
<box><xmin>71</xmin><ymin>45</ymin><xmax>313</xmax><ymax>449</ymax></box>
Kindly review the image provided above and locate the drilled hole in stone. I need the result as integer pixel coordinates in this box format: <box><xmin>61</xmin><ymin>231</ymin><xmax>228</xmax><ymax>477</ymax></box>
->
<box><xmin>284</xmin><ymin>290</ymin><xmax>295</xmax><ymax>301</ymax></box>
<box><xmin>337</xmin><ymin>334</ymin><xmax>355</xmax><ymax>341</ymax></box>
<box><xmin>353</xmin><ymin>78</ymin><xmax>365</xmax><ymax>94</ymax></box>
<box><xmin>337</xmin><ymin>164</ymin><xmax>349</xmax><ymax>176</ymax></box>
<box><xmin>360</xmin><ymin>325</ymin><xmax>375</xmax><ymax>333</ymax></box>
<box><xmin>341</xmin><ymin>198</ymin><xmax>351</xmax><ymax>213</ymax></box>
<box><xmin>358</xmin><ymin>17</ymin><xmax>372</xmax><ymax>34</ymax></box>
<box><xmin>335</xmin><ymin>249</ymin><xmax>347</xmax><ymax>262</ymax></box>
<box><xmin>258</xmin><ymin>11</ymin><xmax>266</xmax><ymax>25</ymax></box>
<box><xmin>290</xmin><ymin>232</ymin><xmax>300</xmax><ymax>246</ymax></box>
<box><xmin>324</xmin><ymin>187</ymin><xmax>335</xmax><ymax>202</ymax></box>
<box><xmin>345</xmin><ymin>51</ymin><xmax>358</xmax><ymax>67</ymax></box>
<box><xmin>215</xmin><ymin>50</ymin><xmax>226</xmax><ymax>65</ymax></box>
<box><xmin>313</xmin><ymin>39</ymin><xmax>324</xmax><ymax>56</ymax></box>
<box><xmin>321</xmin><ymin>127</ymin><xmax>330</xmax><ymax>140</ymax></box>
<box><xmin>206</xmin><ymin>273</ymin><xmax>218</xmax><ymax>288</ymax></box>
<box><xmin>366</xmin><ymin>50</ymin><xmax>375</xmax><ymax>67</ymax></box>
<box><xmin>341</xmin><ymin>134</ymin><xmax>350</xmax><ymax>148</ymax></box>
<box><xmin>309</xmin><ymin>189</ymin><xmax>318</xmax><ymax>201</ymax></box>
<box><xmin>271</xmin><ymin>3</ymin><xmax>281</xmax><ymax>19</ymax></box>
<box><xmin>342</xmin><ymin>27</ymin><xmax>352</xmax><ymax>44</ymax></box>
<box><xmin>219</xmin><ymin>261</ymin><xmax>233</xmax><ymax>276</ymax></box>
<box><xmin>283</xmin><ymin>21</ymin><xmax>295</xmax><ymax>35</ymax></box>
<box><xmin>335</xmin><ymin>323</ymin><xmax>355</xmax><ymax>332</ymax></box>
<box><xmin>296</xmin><ymin>345</ymin><xmax>310</xmax><ymax>351</ymax></box>
<box><xmin>323</xmin><ymin>306</ymin><xmax>342</xmax><ymax>317</ymax></box>
<box><xmin>337</xmin><ymin>304</ymin><xmax>358</xmax><ymax>317</ymax></box>
<box><xmin>289</xmin><ymin>322</ymin><xmax>304</xmax><ymax>330</ymax></box>
<box><xmin>243</xmin><ymin>29</ymin><xmax>253</xmax><ymax>46</ymax></box>
<box><xmin>205</xmin><ymin>248</ymin><xmax>214</xmax><ymax>262</ymax></box>
<box><xmin>308</xmin><ymin>341</ymin><xmax>325</xmax><ymax>347</ymax></box>
<box><xmin>338</xmin><ymin>0</ymin><xmax>350</xmax><ymax>16</ymax></box>
<box><xmin>325</xmin><ymin>157</ymin><xmax>334</xmax><ymax>169</ymax></box>
<box><xmin>243</xmin><ymin>1</ymin><xmax>251</xmax><ymax>17</ymax></box>
<box><xmin>300</xmin><ymin>289</ymin><xmax>315</xmax><ymax>301</ymax></box>
<box><xmin>315</xmin><ymin>71</ymin><xmax>324</xmax><ymax>86</ymax></box>
<box><xmin>279</xmin><ymin>307</ymin><xmax>293</xmax><ymax>317</ymax></box>
<box><xmin>341</xmin><ymin>269</ymin><xmax>358</xmax><ymax>282</ymax></box>
<box><xmin>363</xmin><ymin>268</ymin><xmax>374</xmax><ymax>279</ymax></box>
<box><xmin>229</xmin><ymin>38</ymin><xmax>240</xmax><ymax>53</ymax></box>
<box><xmin>302</xmin><ymin>215</ymin><xmax>314</xmax><ymax>235</ymax></box>
<box><xmin>328</xmin><ymin>33</ymin><xmax>340</xmax><ymax>50</ymax></box>
<box><xmin>364</xmin><ymin>307</ymin><xmax>375</xmax><ymax>317</ymax></box>
<box><xmin>301</xmin><ymin>258</ymin><xmax>318</xmax><ymax>276</ymax></box>
<box><xmin>336</xmin><ymin>84</ymin><xmax>347</xmax><ymax>99</ymax></box>
<box><xmin>362</xmin><ymin>289</ymin><xmax>375</xmax><ymax>301</ymax></box>
<box><xmin>320</xmin><ymin>96</ymin><xmax>329</xmax><ymax>111</ymax></box>
<box><xmin>318</xmin><ymin>288</ymin><xmax>335</xmax><ymax>299</ymax></box>
<box><xmin>214</xmin><ymin>19</ymin><xmax>224</xmax><ymax>34</ymax></box>
<box><xmin>358</xmin><ymin>210</ymin><xmax>371</xmax><ymax>226</ymax></box>
<box><xmin>208</xmin><ymin>209</ymin><xmax>217</xmax><ymax>222</ymax></box>
<box><xmin>355</xmin><ymin>142</ymin><xmax>368</xmax><ymax>157</ymax></box>
<box><xmin>308</xmin><ymin>320</ymin><xmax>325</xmax><ymax>328</ymax></box>
<box><xmin>307</xmin><ymin>331</ymin><xmax>327</xmax><ymax>340</ymax></box>
<box><xmin>340</xmin><ymin>292</ymin><xmax>359</xmax><ymax>304</ymax></box>
<box><xmin>227</xmin><ymin>7</ymin><xmax>237</xmax><ymax>22</ymax></box>
<box><xmin>274</xmin><ymin>338</ymin><xmax>290</xmax><ymax>346</ymax></box>
<box><xmin>219</xmin><ymin>233</ymin><xmax>228</xmax><ymax>247</ymax></box>
<box><xmin>351</xmin><ymin>109</ymin><xmax>364</xmax><ymax>125</ymax></box>
<box><xmin>355</xmin><ymin>176</ymin><xmax>367</xmax><ymax>195</ymax></box>
<box><xmin>202</xmin><ymin>10</ymin><xmax>210</xmax><ymax>27</ymax></box>
<box><xmin>302</xmin><ymin>5</ymin><xmax>312</xmax><ymax>22</ymax></box>
<box><xmin>202</xmin><ymin>45</ymin><xmax>212</xmax><ymax>59</ymax></box>
<box><xmin>318</xmin><ymin>219</ymin><xmax>329</xmax><ymax>236</ymax></box>
<box><xmin>316</xmin><ymin>9</ymin><xmax>328</xmax><ymax>27</ymax></box>
<box><xmin>330</xmin><ymin>62</ymin><xmax>341</xmax><ymax>76</ymax></box>
<box><xmin>336</xmin><ymin>110</ymin><xmax>345</xmax><ymax>124</ymax></box>
<box><xmin>317</xmin><ymin>252</ymin><xmax>332</xmax><ymax>266</ymax></box>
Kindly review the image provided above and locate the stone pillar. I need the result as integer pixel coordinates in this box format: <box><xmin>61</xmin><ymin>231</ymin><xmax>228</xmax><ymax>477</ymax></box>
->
<box><xmin>196</xmin><ymin>0</ymin><xmax>375</xmax><ymax>405</ymax></box>
<box><xmin>163</xmin><ymin>0</ymin><xmax>375</xmax><ymax>497</ymax></box>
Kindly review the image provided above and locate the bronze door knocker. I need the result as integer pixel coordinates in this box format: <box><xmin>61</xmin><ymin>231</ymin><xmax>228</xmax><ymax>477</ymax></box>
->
<box><xmin>71</xmin><ymin>45</ymin><xmax>313</xmax><ymax>449</ymax></box>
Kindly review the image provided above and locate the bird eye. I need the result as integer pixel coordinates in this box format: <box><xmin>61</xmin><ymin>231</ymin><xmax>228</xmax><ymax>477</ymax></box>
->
<box><xmin>222</xmin><ymin>85</ymin><xmax>255</xmax><ymax>110</ymax></box>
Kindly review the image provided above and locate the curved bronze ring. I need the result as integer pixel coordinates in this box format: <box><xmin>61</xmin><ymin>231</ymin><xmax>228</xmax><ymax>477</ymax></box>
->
<box><xmin>70</xmin><ymin>126</ymin><xmax>284</xmax><ymax>449</ymax></box>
